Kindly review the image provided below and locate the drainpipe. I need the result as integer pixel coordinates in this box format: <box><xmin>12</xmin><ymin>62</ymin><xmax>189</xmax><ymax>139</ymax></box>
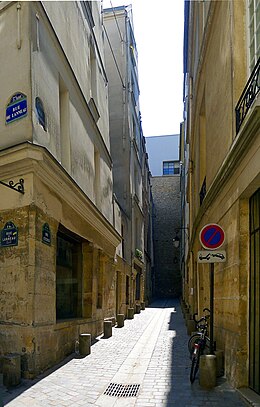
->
<box><xmin>17</xmin><ymin>2</ymin><xmax>21</xmax><ymax>49</ymax></box>
<box><xmin>229</xmin><ymin>0</ymin><xmax>235</xmax><ymax>139</ymax></box>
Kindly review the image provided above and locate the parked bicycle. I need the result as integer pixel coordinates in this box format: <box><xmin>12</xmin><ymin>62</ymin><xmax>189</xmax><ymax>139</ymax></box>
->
<box><xmin>188</xmin><ymin>308</ymin><xmax>210</xmax><ymax>355</ymax></box>
<box><xmin>189</xmin><ymin>308</ymin><xmax>211</xmax><ymax>383</ymax></box>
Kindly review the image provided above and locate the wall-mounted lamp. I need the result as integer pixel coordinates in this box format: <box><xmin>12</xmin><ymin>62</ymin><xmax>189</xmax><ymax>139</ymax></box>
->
<box><xmin>173</xmin><ymin>235</ymin><xmax>180</xmax><ymax>248</ymax></box>
<box><xmin>173</xmin><ymin>227</ymin><xmax>189</xmax><ymax>249</ymax></box>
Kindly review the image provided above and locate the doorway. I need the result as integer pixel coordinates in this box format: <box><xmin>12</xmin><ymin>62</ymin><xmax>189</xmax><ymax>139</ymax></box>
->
<box><xmin>249</xmin><ymin>188</ymin><xmax>260</xmax><ymax>394</ymax></box>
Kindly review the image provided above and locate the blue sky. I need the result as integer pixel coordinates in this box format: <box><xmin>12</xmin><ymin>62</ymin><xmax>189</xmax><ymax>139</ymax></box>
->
<box><xmin>103</xmin><ymin>0</ymin><xmax>184</xmax><ymax>137</ymax></box>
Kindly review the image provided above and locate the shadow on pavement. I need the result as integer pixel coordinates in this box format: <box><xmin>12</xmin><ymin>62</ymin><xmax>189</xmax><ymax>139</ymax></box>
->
<box><xmin>2</xmin><ymin>352</ymin><xmax>80</xmax><ymax>406</ymax></box>
<box><xmin>165</xmin><ymin>299</ymin><xmax>248</xmax><ymax>407</ymax></box>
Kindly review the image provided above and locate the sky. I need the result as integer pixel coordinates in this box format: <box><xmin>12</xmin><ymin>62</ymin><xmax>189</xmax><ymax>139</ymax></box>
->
<box><xmin>102</xmin><ymin>0</ymin><xmax>184</xmax><ymax>137</ymax></box>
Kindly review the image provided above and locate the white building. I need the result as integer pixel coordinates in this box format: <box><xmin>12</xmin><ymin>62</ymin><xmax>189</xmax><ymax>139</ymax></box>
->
<box><xmin>145</xmin><ymin>134</ymin><xmax>180</xmax><ymax>176</ymax></box>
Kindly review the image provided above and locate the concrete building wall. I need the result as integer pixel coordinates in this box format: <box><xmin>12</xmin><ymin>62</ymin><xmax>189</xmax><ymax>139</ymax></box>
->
<box><xmin>152</xmin><ymin>176</ymin><xmax>181</xmax><ymax>298</ymax></box>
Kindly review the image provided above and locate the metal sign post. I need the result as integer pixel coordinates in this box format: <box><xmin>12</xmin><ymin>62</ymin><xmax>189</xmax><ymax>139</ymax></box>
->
<box><xmin>210</xmin><ymin>263</ymin><xmax>214</xmax><ymax>355</ymax></box>
<box><xmin>198</xmin><ymin>224</ymin><xmax>226</xmax><ymax>356</ymax></box>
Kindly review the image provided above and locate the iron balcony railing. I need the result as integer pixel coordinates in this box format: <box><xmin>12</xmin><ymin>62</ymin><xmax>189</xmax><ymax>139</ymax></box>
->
<box><xmin>235</xmin><ymin>58</ymin><xmax>260</xmax><ymax>134</ymax></box>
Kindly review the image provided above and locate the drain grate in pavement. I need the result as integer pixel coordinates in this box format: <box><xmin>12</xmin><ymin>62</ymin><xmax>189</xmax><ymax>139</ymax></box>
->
<box><xmin>104</xmin><ymin>383</ymin><xmax>140</xmax><ymax>397</ymax></box>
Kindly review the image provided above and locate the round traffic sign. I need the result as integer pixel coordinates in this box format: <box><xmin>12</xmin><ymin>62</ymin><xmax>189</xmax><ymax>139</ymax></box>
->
<box><xmin>199</xmin><ymin>224</ymin><xmax>225</xmax><ymax>250</ymax></box>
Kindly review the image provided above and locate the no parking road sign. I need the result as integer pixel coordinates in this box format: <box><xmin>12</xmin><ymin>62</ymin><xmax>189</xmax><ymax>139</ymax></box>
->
<box><xmin>199</xmin><ymin>223</ymin><xmax>226</xmax><ymax>355</ymax></box>
<box><xmin>199</xmin><ymin>223</ymin><xmax>225</xmax><ymax>250</ymax></box>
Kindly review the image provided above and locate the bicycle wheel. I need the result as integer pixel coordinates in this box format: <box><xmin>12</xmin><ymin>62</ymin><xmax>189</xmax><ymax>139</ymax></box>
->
<box><xmin>188</xmin><ymin>333</ymin><xmax>210</xmax><ymax>356</ymax></box>
<box><xmin>188</xmin><ymin>333</ymin><xmax>201</xmax><ymax>355</ymax></box>
<box><xmin>190</xmin><ymin>348</ymin><xmax>200</xmax><ymax>383</ymax></box>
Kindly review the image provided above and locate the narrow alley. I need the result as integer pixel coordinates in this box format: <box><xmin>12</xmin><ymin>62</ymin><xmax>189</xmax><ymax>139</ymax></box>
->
<box><xmin>2</xmin><ymin>300</ymin><xmax>247</xmax><ymax>407</ymax></box>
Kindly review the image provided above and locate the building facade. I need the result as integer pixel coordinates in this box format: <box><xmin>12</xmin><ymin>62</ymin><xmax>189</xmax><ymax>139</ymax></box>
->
<box><xmin>0</xmin><ymin>1</ymin><xmax>122</xmax><ymax>378</ymax></box>
<box><xmin>142</xmin><ymin>139</ymin><xmax>154</xmax><ymax>304</ymax></box>
<box><xmin>104</xmin><ymin>5</ymin><xmax>153</xmax><ymax>310</ymax></box>
<box><xmin>183</xmin><ymin>0</ymin><xmax>259</xmax><ymax>393</ymax></box>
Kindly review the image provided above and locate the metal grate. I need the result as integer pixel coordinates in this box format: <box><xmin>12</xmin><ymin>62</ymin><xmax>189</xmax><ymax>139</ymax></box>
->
<box><xmin>104</xmin><ymin>383</ymin><xmax>140</xmax><ymax>397</ymax></box>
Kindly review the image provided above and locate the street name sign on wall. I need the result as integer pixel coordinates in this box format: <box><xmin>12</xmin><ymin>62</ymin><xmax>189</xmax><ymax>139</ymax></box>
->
<box><xmin>6</xmin><ymin>92</ymin><xmax>27</xmax><ymax>125</ymax></box>
<box><xmin>1</xmin><ymin>222</ymin><xmax>18</xmax><ymax>247</ymax></box>
<box><xmin>198</xmin><ymin>250</ymin><xmax>226</xmax><ymax>263</ymax></box>
<box><xmin>199</xmin><ymin>224</ymin><xmax>225</xmax><ymax>250</ymax></box>
<box><xmin>42</xmin><ymin>223</ymin><xmax>51</xmax><ymax>246</ymax></box>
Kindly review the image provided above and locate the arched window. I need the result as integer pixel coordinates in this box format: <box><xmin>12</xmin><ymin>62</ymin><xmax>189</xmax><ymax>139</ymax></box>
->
<box><xmin>35</xmin><ymin>97</ymin><xmax>46</xmax><ymax>131</ymax></box>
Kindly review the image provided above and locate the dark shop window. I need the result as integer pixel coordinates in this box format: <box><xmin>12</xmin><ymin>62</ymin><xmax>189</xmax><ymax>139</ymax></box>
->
<box><xmin>56</xmin><ymin>231</ymin><xmax>82</xmax><ymax>320</ymax></box>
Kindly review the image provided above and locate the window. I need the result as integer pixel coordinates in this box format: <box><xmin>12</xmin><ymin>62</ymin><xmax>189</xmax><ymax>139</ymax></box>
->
<box><xmin>135</xmin><ymin>272</ymin><xmax>141</xmax><ymax>301</ymax></box>
<box><xmin>81</xmin><ymin>1</ymin><xmax>95</xmax><ymax>29</ymax></box>
<box><xmin>90</xmin><ymin>45</ymin><xmax>98</xmax><ymax>103</ymax></box>
<box><xmin>121</xmin><ymin>224</ymin><xmax>125</xmax><ymax>259</ymax></box>
<box><xmin>97</xmin><ymin>251</ymin><xmax>104</xmax><ymax>309</ymax></box>
<box><xmin>59</xmin><ymin>77</ymin><xmax>71</xmax><ymax>171</ymax></box>
<box><xmin>94</xmin><ymin>148</ymin><xmax>101</xmax><ymax>208</ymax></box>
<box><xmin>126</xmin><ymin>275</ymin><xmax>130</xmax><ymax>305</ymax></box>
<box><xmin>56</xmin><ymin>229</ymin><xmax>82</xmax><ymax>319</ymax></box>
<box><xmin>163</xmin><ymin>161</ymin><xmax>180</xmax><ymax>175</ymax></box>
<box><xmin>35</xmin><ymin>97</ymin><xmax>46</xmax><ymax>131</ymax></box>
<box><xmin>249</xmin><ymin>188</ymin><xmax>260</xmax><ymax>394</ymax></box>
<box><xmin>248</xmin><ymin>0</ymin><xmax>260</xmax><ymax>72</ymax></box>
<box><xmin>131</xmin><ymin>72</ymin><xmax>139</xmax><ymax>106</ymax></box>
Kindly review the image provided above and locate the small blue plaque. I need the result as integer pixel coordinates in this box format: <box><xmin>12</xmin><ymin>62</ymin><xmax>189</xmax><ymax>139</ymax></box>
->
<box><xmin>6</xmin><ymin>93</ymin><xmax>27</xmax><ymax>125</ymax></box>
<box><xmin>1</xmin><ymin>222</ymin><xmax>18</xmax><ymax>247</ymax></box>
<box><xmin>42</xmin><ymin>223</ymin><xmax>51</xmax><ymax>246</ymax></box>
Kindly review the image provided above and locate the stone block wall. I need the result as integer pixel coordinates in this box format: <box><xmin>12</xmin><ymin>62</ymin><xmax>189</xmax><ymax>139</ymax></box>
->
<box><xmin>0</xmin><ymin>201</ymin><xmax>121</xmax><ymax>378</ymax></box>
<box><xmin>152</xmin><ymin>176</ymin><xmax>181</xmax><ymax>298</ymax></box>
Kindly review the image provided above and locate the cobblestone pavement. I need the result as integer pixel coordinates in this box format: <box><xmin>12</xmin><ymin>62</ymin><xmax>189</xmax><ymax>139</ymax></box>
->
<box><xmin>2</xmin><ymin>299</ymin><xmax>248</xmax><ymax>406</ymax></box>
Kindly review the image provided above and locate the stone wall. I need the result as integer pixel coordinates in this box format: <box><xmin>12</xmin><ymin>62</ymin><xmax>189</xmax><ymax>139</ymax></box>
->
<box><xmin>152</xmin><ymin>176</ymin><xmax>181</xmax><ymax>298</ymax></box>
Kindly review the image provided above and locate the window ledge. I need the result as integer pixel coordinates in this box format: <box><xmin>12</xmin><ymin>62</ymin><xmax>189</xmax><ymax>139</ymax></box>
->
<box><xmin>55</xmin><ymin>317</ymin><xmax>92</xmax><ymax>330</ymax></box>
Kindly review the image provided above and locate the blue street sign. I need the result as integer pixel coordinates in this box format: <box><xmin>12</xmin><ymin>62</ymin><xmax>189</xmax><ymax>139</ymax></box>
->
<box><xmin>6</xmin><ymin>93</ymin><xmax>27</xmax><ymax>125</ymax></box>
<box><xmin>1</xmin><ymin>222</ymin><xmax>18</xmax><ymax>247</ymax></box>
<box><xmin>42</xmin><ymin>223</ymin><xmax>51</xmax><ymax>246</ymax></box>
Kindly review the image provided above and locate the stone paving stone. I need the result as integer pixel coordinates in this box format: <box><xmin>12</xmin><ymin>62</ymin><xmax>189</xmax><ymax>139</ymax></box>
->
<box><xmin>2</xmin><ymin>299</ymin><xmax>249</xmax><ymax>406</ymax></box>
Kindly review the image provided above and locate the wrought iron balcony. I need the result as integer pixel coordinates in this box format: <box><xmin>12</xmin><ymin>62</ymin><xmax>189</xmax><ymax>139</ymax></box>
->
<box><xmin>235</xmin><ymin>58</ymin><xmax>260</xmax><ymax>134</ymax></box>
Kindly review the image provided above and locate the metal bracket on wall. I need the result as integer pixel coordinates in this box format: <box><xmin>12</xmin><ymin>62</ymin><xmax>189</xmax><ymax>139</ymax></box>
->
<box><xmin>0</xmin><ymin>178</ymin><xmax>24</xmax><ymax>194</ymax></box>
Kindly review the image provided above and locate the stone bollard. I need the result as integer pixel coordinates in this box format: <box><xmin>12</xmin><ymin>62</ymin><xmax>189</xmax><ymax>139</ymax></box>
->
<box><xmin>215</xmin><ymin>350</ymin><xmax>224</xmax><ymax>377</ymax></box>
<box><xmin>103</xmin><ymin>320</ymin><xmax>112</xmax><ymax>338</ymax></box>
<box><xmin>79</xmin><ymin>333</ymin><xmax>91</xmax><ymax>356</ymax></box>
<box><xmin>199</xmin><ymin>354</ymin><xmax>216</xmax><ymax>388</ymax></box>
<box><xmin>141</xmin><ymin>302</ymin><xmax>145</xmax><ymax>310</ymax></box>
<box><xmin>127</xmin><ymin>308</ymin><xmax>134</xmax><ymax>319</ymax></box>
<box><xmin>187</xmin><ymin>319</ymin><xmax>196</xmax><ymax>336</ymax></box>
<box><xmin>135</xmin><ymin>304</ymin><xmax>141</xmax><ymax>314</ymax></box>
<box><xmin>117</xmin><ymin>314</ymin><xmax>125</xmax><ymax>328</ymax></box>
<box><xmin>3</xmin><ymin>354</ymin><xmax>21</xmax><ymax>388</ymax></box>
